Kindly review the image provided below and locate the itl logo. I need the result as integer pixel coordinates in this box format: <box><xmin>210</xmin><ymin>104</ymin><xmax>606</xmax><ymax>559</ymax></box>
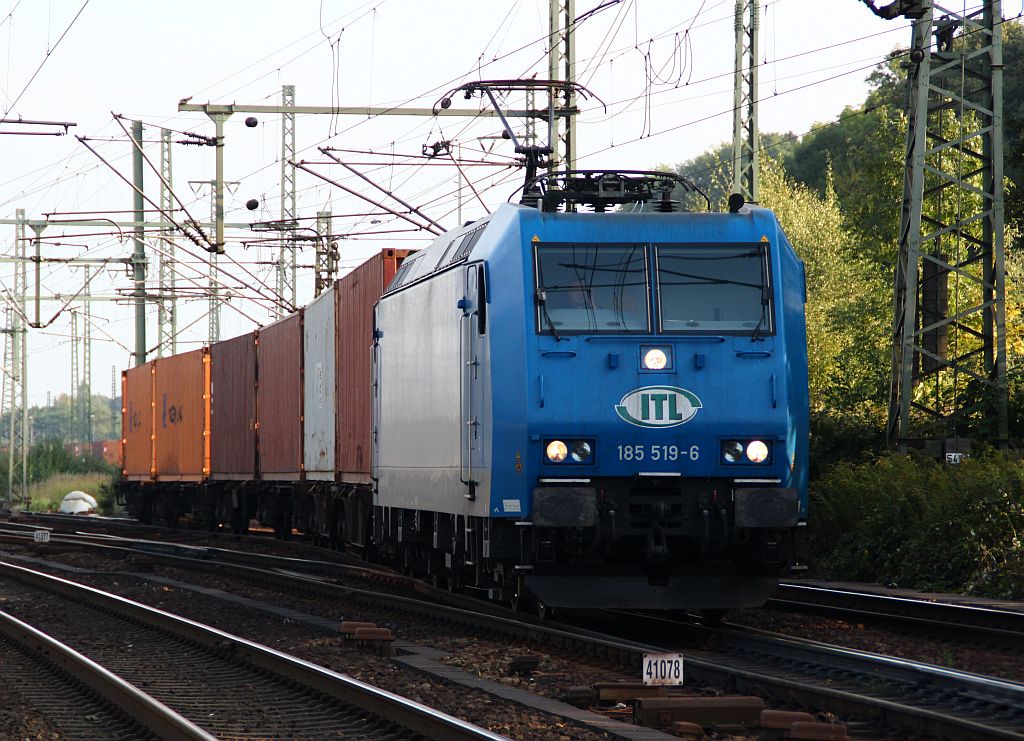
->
<box><xmin>615</xmin><ymin>386</ymin><xmax>702</xmax><ymax>428</ymax></box>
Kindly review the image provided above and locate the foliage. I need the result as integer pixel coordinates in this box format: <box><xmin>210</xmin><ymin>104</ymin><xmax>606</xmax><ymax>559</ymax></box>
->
<box><xmin>665</xmin><ymin>24</ymin><xmax>1024</xmax><ymax>598</ymax></box>
<box><xmin>808</xmin><ymin>409</ymin><xmax>886</xmax><ymax>479</ymax></box>
<box><xmin>0</xmin><ymin>391</ymin><xmax>121</xmax><ymax>447</ymax></box>
<box><xmin>1</xmin><ymin>438</ymin><xmax>116</xmax><ymax>507</ymax></box>
<box><xmin>28</xmin><ymin>439</ymin><xmax>115</xmax><ymax>480</ymax></box>
<box><xmin>28</xmin><ymin>472</ymin><xmax>114</xmax><ymax>513</ymax></box>
<box><xmin>668</xmin><ymin>132</ymin><xmax>801</xmax><ymax>210</ymax></box>
<box><xmin>811</xmin><ymin>454</ymin><xmax>1024</xmax><ymax>599</ymax></box>
<box><xmin>757</xmin><ymin>155</ymin><xmax>891</xmax><ymax>419</ymax></box>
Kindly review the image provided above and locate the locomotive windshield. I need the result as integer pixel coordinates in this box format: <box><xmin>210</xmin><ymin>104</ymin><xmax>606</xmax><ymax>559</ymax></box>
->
<box><xmin>535</xmin><ymin>245</ymin><xmax>650</xmax><ymax>334</ymax></box>
<box><xmin>655</xmin><ymin>244</ymin><xmax>772</xmax><ymax>334</ymax></box>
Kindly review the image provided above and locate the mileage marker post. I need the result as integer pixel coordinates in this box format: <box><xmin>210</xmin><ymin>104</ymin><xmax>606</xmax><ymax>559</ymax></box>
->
<box><xmin>642</xmin><ymin>652</ymin><xmax>684</xmax><ymax>686</ymax></box>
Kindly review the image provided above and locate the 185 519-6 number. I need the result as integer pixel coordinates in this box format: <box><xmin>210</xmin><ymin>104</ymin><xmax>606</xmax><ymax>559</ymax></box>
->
<box><xmin>616</xmin><ymin>444</ymin><xmax>699</xmax><ymax>462</ymax></box>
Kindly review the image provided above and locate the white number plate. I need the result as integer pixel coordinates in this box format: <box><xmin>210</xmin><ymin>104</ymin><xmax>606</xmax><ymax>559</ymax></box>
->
<box><xmin>642</xmin><ymin>652</ymin><xmax>684</xmax><ymax>686</ymax></box>
<box><xmin>617</xmin><ymin>444</ymin><xmax>699</xmax><ymax>462</ymax></box>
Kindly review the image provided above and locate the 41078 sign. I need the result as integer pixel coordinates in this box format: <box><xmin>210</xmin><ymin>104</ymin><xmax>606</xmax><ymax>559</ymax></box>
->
<box><xmin>642</xmin><ymin>652</ymin><xmax>684</xmax><ymax>686</ymax></box>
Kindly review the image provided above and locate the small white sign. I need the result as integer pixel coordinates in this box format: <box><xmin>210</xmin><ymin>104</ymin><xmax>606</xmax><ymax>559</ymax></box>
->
<box><xmin>642</xmin><ymin>652</ymin><xmax>684</xmax><ymax>686</ymax></box>
<box><xmin>33</xmin><ymin>531</ymin><xmax>50</xmax><ymax>543</ymax></box>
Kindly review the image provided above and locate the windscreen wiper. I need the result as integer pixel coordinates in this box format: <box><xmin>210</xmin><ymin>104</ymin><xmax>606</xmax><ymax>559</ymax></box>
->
<box><xmin>536</xmin><ymin>288</ymin><xmax>562</xmax><ymax>341</ymax></box>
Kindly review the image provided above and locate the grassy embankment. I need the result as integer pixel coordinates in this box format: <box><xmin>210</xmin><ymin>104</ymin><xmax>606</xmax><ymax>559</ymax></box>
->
<box><xmin>27</xmin><ymin>472</ymin><xmax>116</xmax><ymax>513</ymax></box>
<box><xmin>810</xmin><ymin>454</ymin><xmax>1024</xmax><ymax>600</ymax></box>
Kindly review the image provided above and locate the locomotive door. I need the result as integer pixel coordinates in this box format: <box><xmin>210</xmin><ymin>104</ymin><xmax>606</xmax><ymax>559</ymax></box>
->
<box><xmin>459</xmin><ymin>264</ymin><xmax>484</xmax><ymax>500</ymax></box>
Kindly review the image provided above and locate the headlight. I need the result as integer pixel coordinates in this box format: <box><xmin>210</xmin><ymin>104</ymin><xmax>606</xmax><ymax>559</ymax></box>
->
<box><xmin>722</xmin><ymin>441</ymin><xmax>744</xmax><ymax>463</ymax></box>
<box><xmin>638</xmin><ymin>345</ymin><xmax>671</xmax><ymax>370</ymax></box>
<box><xmin>721</xmin><ymin>439</ymin><xmax>772</xmax><ymax>464</ymax></box>
<box><xmin>642</xmin><ymin>347</ymin><xmax>669</xmax><ymax>370</ymax></box>
<box><xmin>570</xmin><ymin>440</ymin><xmax>592</xmax><ymax>462</ymax></box>
<box><xmin>544</xmin><ymin>438</ymin><xmax>595</xmax><ymax>464</ymax></box>
<box><xmin>746</xmin><ymin>440</ymin><xmax>769</xmax><ymax>463</ymax></box>
<box><xmin>546</xmin><ymin>440</ymin><xmax>568</xmax><ymax>463</ymax></box>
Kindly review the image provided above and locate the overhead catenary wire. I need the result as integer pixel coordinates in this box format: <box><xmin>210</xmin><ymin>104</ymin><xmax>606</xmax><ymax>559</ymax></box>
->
<box><xmin>2</xmin><ymin>0</ymin><xmax>90</xmax><ymax>117</ymax></box>
<box><xmin>2</xmin><ymin>1</ymin><xmax>985</xmax><ymax>405</ymax></box>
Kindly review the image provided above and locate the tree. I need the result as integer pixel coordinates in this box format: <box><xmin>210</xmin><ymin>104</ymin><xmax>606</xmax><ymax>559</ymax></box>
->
<box><xmin>757</xmin><ymin>156</ymin><xmax>891</xmax><ymax>420</ymax></box>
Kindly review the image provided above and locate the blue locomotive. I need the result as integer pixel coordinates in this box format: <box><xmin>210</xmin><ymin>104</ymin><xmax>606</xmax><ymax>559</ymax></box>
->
<box><xmin>372</xmin><ymin>171</ymin><xmax>808</xmax><ymax>614</ymax></box>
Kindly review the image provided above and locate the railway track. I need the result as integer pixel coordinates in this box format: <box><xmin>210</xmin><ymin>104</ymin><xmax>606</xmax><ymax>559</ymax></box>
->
<box><xmin>594</xmin><ymin>610</ymin><xmax>1024</xmax><ymax>740</ymax></box>
<box><xmin>0</xmin><ymin>611</ymin><xmax>208</xmax><ymax>740</ymax></box>
<box><xmin>7</xmin><ymin>525</ymin><xmax>1024</xmax><ymax>738</ymax></box>
<box><xmin>770</xmin><ymin>581</ymin><xmax>1024</xmax><ymax>648</ymax></box>
<box><xmin>0</xmin><ymin>560</ymin><xmax>507</xmax><ymax>741</ymax></box>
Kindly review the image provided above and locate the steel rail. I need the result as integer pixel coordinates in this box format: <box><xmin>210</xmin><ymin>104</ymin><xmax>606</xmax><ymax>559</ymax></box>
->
<box><xmin>0</xmin><ymin>611</ymin><xmax>215</xmax><ymax>741</ymax></box>
<box><xmin>159</xmin><ymin>547</ymin><xmax>1024</xmax><ymax>740</ymax></box>
<box><xmin>0</xmin><ymin>560</ymin><xmax>508</xmax><ymax>741</ymax></box>
<box><xmin>7</xmin><ymin>527</ymin><xmax>1024</xmax><ymax>739</ymax></box>
<box><xmin>773</xmin><ymin>581</ymin><xmax>1024</xmax><ymax>637</ymax></box>
<box><xmin>605</xmin><ymin>610</ymin><xmax>1024</xmax><ymax>741</ymax></box>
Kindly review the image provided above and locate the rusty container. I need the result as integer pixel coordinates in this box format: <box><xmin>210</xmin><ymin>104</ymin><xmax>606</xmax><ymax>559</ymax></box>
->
<box><xmin>152</xmin><ymin>348</ymin><xmax>210</xmax><ymax>481</ymax></box>
<box><xmin>210</xmin><ymin>332</ymin><xmax>257</xmax><ymax>480</ymax></box>
<box><xmin>336</xmin><ymin>249</ymin><xmax>410</xmax><ymax>483</ymax></box>
<box><xmin>122</xmin><ymin>365</ymin><xmax>154</xmax><ymax>480</ymax></box>
<box><xmin>303</xmin><ymin>285</ymin><xmax>336</xmax><ymax>480</ymax></box>
<box><xmin>98</xmin><ymin>439</ymin><xmax>122</xmax><ymax>468</ymax></box>
<box><xmin>257</xmin><ymin>311</ymin><xmax>303</xmax><ymax>480</ymax></box>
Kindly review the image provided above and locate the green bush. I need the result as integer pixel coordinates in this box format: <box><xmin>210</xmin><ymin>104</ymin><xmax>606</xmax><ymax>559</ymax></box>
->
<box><xmin>2</xmin><ymin>439</ymin><xmax>118</xmax><ymax>511</ymax></box>
<box><xmin>810</xmin><ymin>453</ymin><xmax>1024</xmax><ymax>599</ymax></box>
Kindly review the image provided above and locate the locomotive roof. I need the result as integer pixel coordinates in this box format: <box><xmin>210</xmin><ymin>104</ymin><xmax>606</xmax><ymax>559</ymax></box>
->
<box><xmin>384</xmin><ymin>202</ymin><xmax>787</xmax><ymax>296</ymax></box>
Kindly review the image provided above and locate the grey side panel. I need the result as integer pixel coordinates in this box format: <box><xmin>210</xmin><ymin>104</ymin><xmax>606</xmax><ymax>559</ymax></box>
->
<box><xmin>375</xmin><ymin>270</ymin><xmax>490</xmax><ymax>516</ymax></box>
<box><xmin>303</xmin><ymin>286</ymin><xmax>336</xmax><ymax>480</ymax></box>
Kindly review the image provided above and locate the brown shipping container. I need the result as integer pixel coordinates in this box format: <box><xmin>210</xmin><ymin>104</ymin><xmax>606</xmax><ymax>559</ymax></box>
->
<box><xmin>153</xmin><ymin>348</ymin><xmax>211</xmax><ymax>481</ymax></box>
<box><xmin>122</xmin><ymin>365</ymin><xmax>154</xmax><ymax>480</ymax></box>
<box><xmin>336</xmin><ymin>249</ymin><xmax>410</xmax><ymax>482</ymax></box>
<box><xmin>98</xmin><ymin>439</ymin><xmax>122</xmax><ymax>468</ymax></box>
<box><xmin>210</xmin><ymin>332</ymin><xmax>257</xmax><ymax>480</ymax></box>
<box><xmin>257</xmin><ymin>311</ymin><xmax>303</xmax><ymax>480</ymax></box>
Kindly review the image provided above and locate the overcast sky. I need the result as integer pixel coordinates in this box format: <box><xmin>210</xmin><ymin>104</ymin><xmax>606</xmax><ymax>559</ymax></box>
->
<box><xmin>0</xmin><ymin>1</ymin><xmax>931</xmax><ymax>411</ymax></box>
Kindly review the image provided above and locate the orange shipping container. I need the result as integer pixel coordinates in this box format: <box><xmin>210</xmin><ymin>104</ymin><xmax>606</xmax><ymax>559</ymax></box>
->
<box><xmin>153</xmin><ymin>348</ymin><xmax>211</xmax><ymax>481</ymax></box>
<box><xmin>122</xmin><ymin>365</ymin><xmax>154</xmax><ymax>480</ymax></box>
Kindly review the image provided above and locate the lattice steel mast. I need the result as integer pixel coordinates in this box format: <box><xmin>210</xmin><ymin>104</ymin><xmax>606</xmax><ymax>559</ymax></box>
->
<box><xmin>278</xmin><ymin>85</ymin><xmax>298</xmax><ymax>316</ymax></box>
<box><xmin>83</xmin><ymin>267</ymin><xmax>93</xmax><ymax>443</ymax></box>
<box><xmin>4</xmin><ymin>209</ymin><xmax>28</xmax><ymax>509</ymax></box>
<box><xmin>70</xmin><ymin>309</ymin><xmax>79</xmax><ymax>441</ymax></box>
<box><xmin>864</xmin><ymin>0</ymin><xmax>1007</xmax><ymax>448</ymax></box>
<box><xmin>315</xmin><ymin>211</ymin><xmax>336</xmax><ymax>297</ymax></box>
<box><xmin>732</xmin><ymin>0</ymin><xmax>760</xmax><ymax>202</ymax></box>
<box><xmin>548</xmin><ymin>0</ymin><xmax>576</xmax><ymax>171</ymax></box>
<box><xmin>158</xmin><ymin>128</ymin><xmax>178</xmax><ymax>357</ymax></box>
